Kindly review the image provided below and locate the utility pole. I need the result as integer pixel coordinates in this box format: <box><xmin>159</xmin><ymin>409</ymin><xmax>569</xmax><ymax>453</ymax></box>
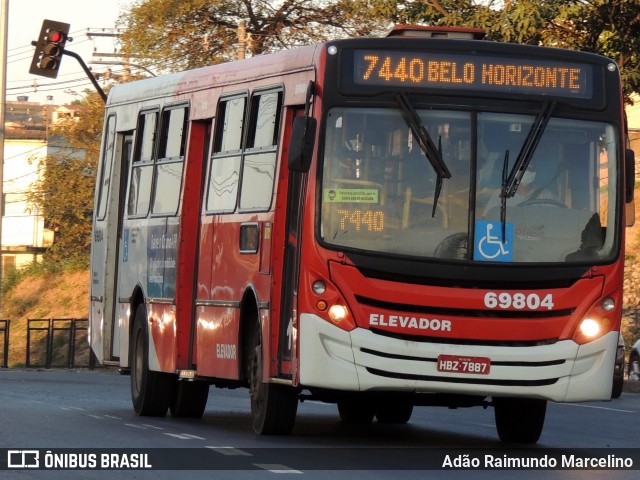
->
<box><xmin>237</xmin><ymin>21</ymin><xmax>246</xmax><ymax>60</ymax></box>
<box><xmin>0</xmin><ymin>0</ymin><xmax>9</xmax><ymax>310</ymax></box>
<box><xmin>88</xmin><ymin>28</ymin><xmax>133</xmax><ymax>80</ymax></box>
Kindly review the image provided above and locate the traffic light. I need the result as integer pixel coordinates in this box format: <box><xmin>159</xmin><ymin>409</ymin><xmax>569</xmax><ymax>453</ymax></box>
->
<box><xmin>29</xmin><ymin>20</ymin><xmax>71</xmax><ymax>79</ymax></box>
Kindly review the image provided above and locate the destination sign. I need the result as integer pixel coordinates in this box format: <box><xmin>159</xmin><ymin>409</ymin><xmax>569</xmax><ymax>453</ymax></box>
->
<box><xmin>351</xmin><ymin>50</ymin><xmax>594</xmax><ymax>99</ymax></box>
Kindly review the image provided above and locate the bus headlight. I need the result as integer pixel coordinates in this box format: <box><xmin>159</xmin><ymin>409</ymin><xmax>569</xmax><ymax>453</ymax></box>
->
<box><xmin>572</xmin><ymin>293</ymin><xmax>619</xmax><ymax>345</ymax></box>
<box><xmin>578</xmin><ymin>318</ymin><xmax>601</xmax><ymax>339</ymax></box>
<box><xmin>328</xmin><ymin>304</ymin><xmax>349</xmax><ymax>324</ymax></box>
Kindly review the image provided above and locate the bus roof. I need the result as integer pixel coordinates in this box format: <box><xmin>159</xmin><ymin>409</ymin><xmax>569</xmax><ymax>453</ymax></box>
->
<box><xmin>106</xmin><ymin>43</ymin><xmax>321</xmax><ymax>106</ymax></box>
<box><xmin>386</xmin><ymin>24</ymin><xmax>486</xmax><ymax>40</ymax></box>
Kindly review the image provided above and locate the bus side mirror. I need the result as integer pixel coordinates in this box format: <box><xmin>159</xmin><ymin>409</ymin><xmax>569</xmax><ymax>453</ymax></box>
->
<box><xmin>288</xmin><ymin>115</ymin><xmax>316</xmax><ymax>173</ymax></box>
<box><xmin>626</xmin><ymin>148</ymin><xmax>635</xmax><ymax>203</ymax></box>
<box><xmin>626</xmin><ymin>149</ymin><xmax>635</xmax><ymax>227</ymax></box>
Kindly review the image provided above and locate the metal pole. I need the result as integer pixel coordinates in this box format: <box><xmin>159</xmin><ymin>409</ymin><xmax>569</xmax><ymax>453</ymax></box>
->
<box><xmin>62</xmin><ymin>49</ymin><xmax>107</xmax><ymax>103</ymax></box>
<box><xmin>0</xmin><ymin>0</ymin><xmax>9</xmax><ymax>312</ymax></box>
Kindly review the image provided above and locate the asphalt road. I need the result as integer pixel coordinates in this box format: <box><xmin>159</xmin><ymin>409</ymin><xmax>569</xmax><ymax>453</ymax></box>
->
<box><xmin>0</xmin><ymin>368</ymin><xmax>638</xmax><ymax>479</ymax></box>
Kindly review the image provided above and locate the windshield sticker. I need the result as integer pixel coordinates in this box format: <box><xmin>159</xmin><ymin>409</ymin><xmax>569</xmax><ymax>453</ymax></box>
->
<box><xmin>474</xmin><ymin>220</ymin><xmax>514</xmax><ymax>262</ymax></box>
<box><xmin>324</xmin><ymin>188</ymin><xmax>379</xmax><ymax>203</ymax></box>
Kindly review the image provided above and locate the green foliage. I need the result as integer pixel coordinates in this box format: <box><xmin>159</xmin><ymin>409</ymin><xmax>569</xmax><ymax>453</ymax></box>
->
<box><xmin>117</xmin><ymin>0</ymin><xmax>640</xmax><ymax>101</ymax></box>
<box><xmin>26</xmin><ymin>90</ymin><xmax>105</xmax><ymax>269</ymax></box>
<box><xmin>0</xmin><ymin>261</ymin><xmax>46</xmax><ymax>299</ymax></box>
<box><xmin>355</xmin><ymin>0</ymin><xmax>640</xmax><ymax>102</ymax></box>
<box><xmin>118</xmin><ymin>0</ymin><xmax>387</xmax><ymax>74</ymax></box>
<box><xmin>118</xmin><ymin>1</ymin><xmax>640</xmax><ymax>101</ymax></box>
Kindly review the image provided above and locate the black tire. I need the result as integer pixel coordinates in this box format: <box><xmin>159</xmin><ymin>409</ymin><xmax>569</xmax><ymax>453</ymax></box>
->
<box><xmin>337</xmin><ymin>399</ymin><xmax>376</xmax><ymax>423</ymax></box>
<box><xmin>248</xmin><ymin>325</ymin><xmax>298</xmax><ymax>434</ymax></box>
<box><xmin>494</xmin><ymin>397</ymin><xmax>546</xmax><ymax>444</ymax></box>
<box><xmin>375</xmin><ymin>397</ymin><xmax>413</xmax><ymax>424</ymax></box>
<box><xmin>130</xmin><ymin>304</ymin><xmax>173</xmax><ymax>416</ymax></box>
<box><xmin>170</xmin><ymin>381</ymin><xmax>209</xmax><ymax>418</ymax></box>
<box><xmin>612</xmin><ymin>375</ymin><xmax>623</xmax><ymax>399</ymax></box>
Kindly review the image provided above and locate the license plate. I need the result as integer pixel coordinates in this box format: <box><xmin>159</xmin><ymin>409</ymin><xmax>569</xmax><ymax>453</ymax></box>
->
<box><xmin>437</xmin><ymin>354</ymin><xmax>491</xmax><ymax>375</ymax></box>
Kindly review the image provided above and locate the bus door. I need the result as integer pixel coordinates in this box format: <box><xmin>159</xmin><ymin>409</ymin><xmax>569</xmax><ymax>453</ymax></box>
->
<box><xmin>90</xmin><ymin>124</ymin><xmax>133</xmax><ymax>364</ymax></box>
<box><xmin>110</xmin><ymin>134</ymin><xmax>134</xmax><ymax>360</ymax></box>
<box><xmin>277</xmin><ymin>107</ymin><xmax>308</xmax><ymax>377</ymax></box>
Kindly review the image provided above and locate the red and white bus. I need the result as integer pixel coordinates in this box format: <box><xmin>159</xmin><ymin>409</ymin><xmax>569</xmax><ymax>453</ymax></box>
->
<box><xmin>90</xmin><ymin>25</ymin><xmax>635</xmax><ymax>443</ymax></box>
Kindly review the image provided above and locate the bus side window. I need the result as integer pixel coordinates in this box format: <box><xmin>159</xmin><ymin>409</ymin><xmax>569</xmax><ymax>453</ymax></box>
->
<box><xmin>240</xmin><ymin>90</ymin><xmax>282</xmax><ymax>211</ymax></box>
<box><xmin>128</xmin><ymin>110</ymin><xmax>157</xmax><ymax>217</ymax></box>
<box><xmin>96</xmin><ymin>115</ymin><xmax>116</xmax><ymax>221</ymax></box>
<box><xmin>206</xmin><ymin>96</ymin><xmax>246</xmax><ymax>213</ymax></box>
<box><xmin>152</xmin><ymin>106</ymin><xmax>188</xmax><ymax>215</ymax></box>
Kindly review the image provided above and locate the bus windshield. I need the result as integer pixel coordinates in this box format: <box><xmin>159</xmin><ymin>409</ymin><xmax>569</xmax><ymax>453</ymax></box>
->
<box><xmin>320</xmin><ymin>106</ymin><xmax>618</xmax><ymax>264</ymax></box>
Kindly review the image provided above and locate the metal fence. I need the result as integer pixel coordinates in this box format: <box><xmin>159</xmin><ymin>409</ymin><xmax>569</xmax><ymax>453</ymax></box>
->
<box><xmin>26</xmin><ymin>318</ymin><xmax>94</xmax><ymax>369</ymax></box>
<box><xmin>0</xmin><ymin>320</ymin><xmax>9</xmax><ymax>368</ymax></box>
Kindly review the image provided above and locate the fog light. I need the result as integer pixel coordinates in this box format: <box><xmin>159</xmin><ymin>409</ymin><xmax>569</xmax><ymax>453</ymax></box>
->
<box><xmin>579</xmin><ymin>318</ymin><xmax>601</xmax><ymax>338</ymax></box>
<box><xmin>602</xmin><ymin>297</ymin><xmax>615</xmax><ymax>312</ymax></box>
<box><xmin>328</xmin><ymin>305</ymin><xmax>348</xmax><ymax>323</ymax></box>
<box><xmin>312</xmin><ymin>280</ymin><xmax>326</xmax><ymax>295</ymax></box>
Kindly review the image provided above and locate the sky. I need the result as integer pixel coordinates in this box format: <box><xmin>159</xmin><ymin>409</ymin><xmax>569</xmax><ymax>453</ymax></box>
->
<box><xmin>5</xmin><ymin>0</ymin><xmax>136</xmax><ymax>105</ymax></box>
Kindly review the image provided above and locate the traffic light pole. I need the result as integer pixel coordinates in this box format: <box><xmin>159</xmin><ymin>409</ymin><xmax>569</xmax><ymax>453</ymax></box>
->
<box><xmin>30</xmin><ymin>19</ymin><xmax>107</xmax><ymax>103</ymax></box>
<box><xmin>62</xmin><ymin>49</ymin><xmax>107</xmax><ymax>103</ymax></box>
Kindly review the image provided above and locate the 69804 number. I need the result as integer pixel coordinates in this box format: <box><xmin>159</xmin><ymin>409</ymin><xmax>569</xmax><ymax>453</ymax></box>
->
<box><xmin>484</xmin><ymin>292</ymin><xmax>554</xmax><ymax>310</ymax></box>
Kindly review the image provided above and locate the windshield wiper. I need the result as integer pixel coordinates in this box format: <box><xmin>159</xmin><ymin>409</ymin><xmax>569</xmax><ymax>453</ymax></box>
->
<box><xmin>502</xmin><ymin>101</ymin><xmax>556</xmax><ymax>199</ymax></box>
<box><xmin>395</xmin><ymin>93</ymin><xmax>451</xmax><ymax>217</ymax></box>
<box><xmin>500</xmin><ymin>150</ymin><xmax>509</xmax><ymax>243</ymax></box>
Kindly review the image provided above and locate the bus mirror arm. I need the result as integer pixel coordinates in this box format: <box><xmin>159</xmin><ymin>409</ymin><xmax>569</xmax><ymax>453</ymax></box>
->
<box><xmin>625</xmin><ymin>148</ymin><xmax>635</xmax><ymax>203</ymax></box>
<box><xmin>288</xmin><ymin>115</ymin><xmax>317</xmax><ymax>173</ymax></box>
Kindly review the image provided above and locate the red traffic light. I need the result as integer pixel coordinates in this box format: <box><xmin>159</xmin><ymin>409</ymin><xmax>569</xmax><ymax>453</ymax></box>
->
<box><xmin>29</xmin><ymin>20</ymin><xmax>70</xmax><ymax>78</ymax></box>
<box><xmin>48</xmin><ymin>30</ymin><xmax>66</xmax><ymax>43</ymax></box>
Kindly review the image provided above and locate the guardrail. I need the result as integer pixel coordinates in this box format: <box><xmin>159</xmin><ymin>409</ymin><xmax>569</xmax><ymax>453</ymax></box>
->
<box><xmin>26</xmin><ymin>318</ymin><xmax>95</xmax><ymax>369</ymax></box>
<box><xmin>0</xmin><ymin>319</ymin><xmax>9</xmax><ymax>368</ymax></box>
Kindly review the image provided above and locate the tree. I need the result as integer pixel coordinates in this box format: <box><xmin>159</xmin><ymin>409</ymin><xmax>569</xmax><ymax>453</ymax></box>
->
<box><xmin>119</xmin><ymin>1</ymin><xmax>640</xmax><ymax>101</ymax></box>
<box><xmin>26</xmin><ymin>91</ymin><xmax>106</xmax><ymax>269</ymax></box>
<box><xmin>368</xmin><ymin>1</ymin><xmax>640</xmax><ymax>101</ymax></box>
<box><xmin>118</xmin><ymin>0</ymin><xmax>386</xmax><ymax>73</ymax></box>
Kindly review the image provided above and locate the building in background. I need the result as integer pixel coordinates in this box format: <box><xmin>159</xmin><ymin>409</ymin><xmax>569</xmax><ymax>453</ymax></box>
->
<box><xmin>1</xmin><ymin>97</ymin><xmax>58</xmax><ymax>274</ymax></box>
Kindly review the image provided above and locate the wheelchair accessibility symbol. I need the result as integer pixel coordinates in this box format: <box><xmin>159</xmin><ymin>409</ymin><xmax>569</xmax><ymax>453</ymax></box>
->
<box><xmin>474</xmin><ymin>220</ymin><xmax>513</xmax><ymax>262</ymax></box>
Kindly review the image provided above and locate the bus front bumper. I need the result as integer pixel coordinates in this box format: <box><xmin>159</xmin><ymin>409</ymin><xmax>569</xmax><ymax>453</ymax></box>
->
<box><xmin>298</xmin><ymin>313</ymin><xmax>617</xmax><ymax>402</ymax></box>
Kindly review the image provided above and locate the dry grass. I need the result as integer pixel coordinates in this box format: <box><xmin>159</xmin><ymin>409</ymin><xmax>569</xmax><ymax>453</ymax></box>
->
<box><xmin>1</xmin><ymin>270</ymin><xmax>89</xmax><ymax>367</ymax></box>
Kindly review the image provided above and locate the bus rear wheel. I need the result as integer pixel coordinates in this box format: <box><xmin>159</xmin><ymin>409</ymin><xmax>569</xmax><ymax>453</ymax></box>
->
<box><xmin>170</xmin><ymin>381</ymin><xmax>209</xmax><ymax>418</ymax></box>
<box><xmin>494</xmin><ymin>397</ymin><xmax>546</xmax><ymax>443</ymax></box>
<box><xmin>130</xmin><ymin>304</ymin><xmax>172</xmax><ymax>416</ymax></box>
<box><xmin>248</xmin><ymin>325</ymin><xmax>298</xmax><ymax>435</ymax></box>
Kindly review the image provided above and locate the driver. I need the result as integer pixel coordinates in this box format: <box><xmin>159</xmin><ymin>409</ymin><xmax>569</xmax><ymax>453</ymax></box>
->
<box><xmin>482</xmin><ymin>143</ymin><xmax>562</xmax><ymax>216</ymax></box>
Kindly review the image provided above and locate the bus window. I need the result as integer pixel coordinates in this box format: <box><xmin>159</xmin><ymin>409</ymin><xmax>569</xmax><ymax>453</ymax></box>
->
<box><xmin>158</xmin><ymin>106</ymin><xmax>187</xmax><ymax>159</ymax></box>
<box><xmin>152</xmin><ymin>106</ymin><xmax>188</xmax><ymax>215</ymax></box>
<box><xmin>207</xmin><ymin>96</ymin><xmax>246</xmax><ymax>213</ymax></box>
<box><xmin>247</xmin><ymin>91</ymin><xmax>281</xmax><ymax>149</ymax></box>
<box><xmin>219</xmin><ymin>96</ymin><xmax>245</xmax><ymax>151</ymax></box>
<box><xmin>127</xmin><ymin>110</ymin><xmax>157</xmax><ymax>217</ymax></box>
<box><xmin>478</xmin><ymin>115</ymin><xmax>615</xmax><ymax>263</ymax></box>
<box><xmin>320</xmin><ymin>107</ymin><xmax>471</xmax><ymax>257</ymax></box>
<box><xmin>96</xmin><ymin>115</ymin><xmax>116</xmax><ymax>221</ymax></box>
<box><xmin>240</xmin><ymin>91</ymin><xmax>282</xmax><ymax>211</ymax></box>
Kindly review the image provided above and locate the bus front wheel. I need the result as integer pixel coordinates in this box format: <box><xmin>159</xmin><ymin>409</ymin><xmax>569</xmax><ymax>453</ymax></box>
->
<box><xmin>494</xmin><ymin>397</ymin><xmax>546</xmax><ymax>443</ymax></box>
<box><xmin>337</xmin><ymin>399</ymin><xmax>376</xmax><ymax>423</ymax></box>
<box><xmin>248</xmin><ymin>325</ymin><xmax>298</xmax><ymax>435</ymax></box>
<box><xmin>130</xmin><ymin>304</ymin><xmax>172</xmax><ymax>416</ymax></box>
